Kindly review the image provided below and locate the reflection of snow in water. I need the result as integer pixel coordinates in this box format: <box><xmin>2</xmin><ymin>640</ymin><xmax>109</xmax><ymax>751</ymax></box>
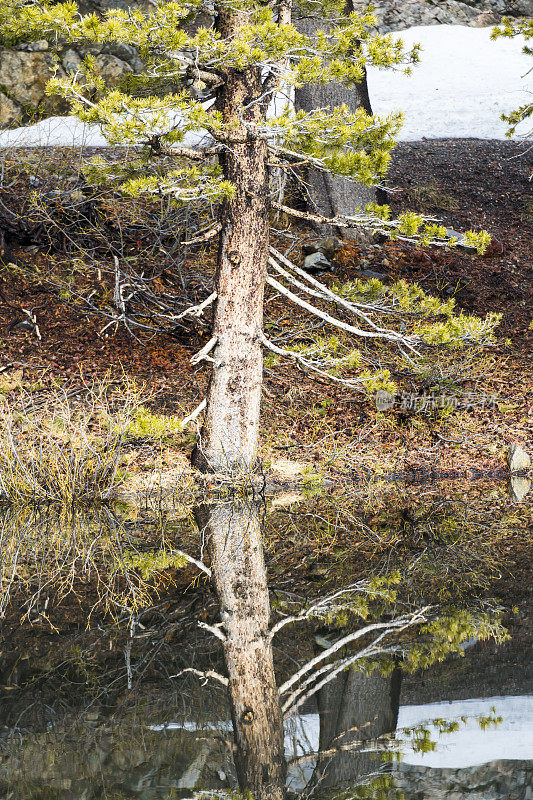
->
<box><xmin>151</xmin><ymin>695</ymin><xmax>533</xmax><ymax>770</ymax></box>
<box><xmin>288</xmin><ymin>695</ymin><xmax>533</xmax><ymax>769</ymax></box>
<box><xmin>396</xmin><ymin>695</ymin><xmax>533</xmax><ymax>768</ymax></box>
<box><xmin>0</xmin><ymin>26</ymin><xmax>530</xmax><ymax>148</ymax></box>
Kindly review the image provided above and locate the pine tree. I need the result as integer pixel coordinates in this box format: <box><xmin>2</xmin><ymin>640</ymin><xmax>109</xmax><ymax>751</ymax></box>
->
<box><xmin>492</xmin><ymin>16</ymin><xmax>533</xmax><ymax>138</ymax></box>
<box><xmin>2</xmin><ymin>0</ymin><xmax>496</xmax><ymax>474</ymax></box>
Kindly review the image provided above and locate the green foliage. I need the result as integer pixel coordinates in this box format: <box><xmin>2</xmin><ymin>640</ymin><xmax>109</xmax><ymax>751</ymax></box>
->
<box><xmin>331</xmin><ymin>277</ymin><xmax>501</xmax><ymax>347</ymax></box>
<box><xmin>358</xmin><ymin>369</ymin><xmax>397</xmax><ymax>396</ymax></box>
<box><xmin>0</xmin><ymin>384</ymin><xmax>143</xmax><ymax>504</ymax></box>
<box><xmin>125</xmin><ymin>406</ymin><xmax>184</xmax><ymax>439</ymax></box>
<box><xmin>121</xmin><ymin>548</ymin><xmax>187</xmax><ymax>579</ymax></box>
<box><xmin>0</xmin><ymin>0</ymin><xmax>424</xmax><ymax>222</ymax></box>
<box><xmin>403</xmin><ymin>608</ymin><xmax>509</xmax><ymax>672</ymax></box>
<box><xmin>417</xmin><ymin>312</ymin><xmax>502</xmax><ymax>347</ymax></box>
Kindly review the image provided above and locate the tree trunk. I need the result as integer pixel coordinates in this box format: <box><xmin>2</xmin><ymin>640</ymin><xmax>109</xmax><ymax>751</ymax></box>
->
<box><xmin>293</xmin><ymin>5</ymin><xmax>385</xmax><ymax>239</ymax></box>
<box><xmin>195</xmin><ymin>501</ymin><xmax>287</xmax><ymax>800</ymax></box>
<box><xmin>313</xmin><ymin>665</ymin><xmax>401</xmax><ymax>788</ymax></box>
<box><xmin>191</xmin><ymin>13</ymin><xmax>269</xmax><ymax>474</ymax></box>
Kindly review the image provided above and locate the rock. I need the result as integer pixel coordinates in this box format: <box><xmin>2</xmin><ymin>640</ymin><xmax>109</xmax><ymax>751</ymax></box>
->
<box><xmin>62</xmin><ymin>48</ymin><xmax>83</xmax><ymax>75</ymax></box>
<box><xmin>302</xmin><ymin>241</ymin><xmax>320</xmax><ymax>257</ymax></box>
<box><xmin>506</xmin><ymin>443</ymin><xmax>531</xmax><ymax>473</ymax></box>
<box><xmin>93</xmin><ymin>54</ymin><xmax>133</xmax><ymax>87</ymax></box>
<box><xmin>103</xmin><ymin>42</ymin><xmax>144</xmax><ymax>73</ymax></box>
<box><xmin>316</xmin><ymin>236</ymin><xmax>341</xmax><ymax>260</ymax></box>
<box><xmin>302</xmin><ymin>251</ymin><xmax>332</xmax><ymax>273</ymax></box>
<box><xmin>302</xmin><ymin>237</ymin><xmax>341</xmax><ymax>260</ymax></box>
<box><xmin>15</xmin><ymin>40</ymin><xmax>49</xmax><ymax>52</ymax></box>
<box><xmin>0</xmin><ymin>49</ymin><xmax>65</xmax><ymax>108</ymax></box>
<box><xmin>361</xmin><ymin>269</ymin><xmax>387</xmax><ymax>280</ymax></box>
<box><xmin>0</xmin><ymin>92</ymin><xmax>22</xmax><ymax>127</ymax></box>
<box><xmin>472</xmin><ymin>10</ymin><xmax>499</xmax><ymax>24</ymax></box>
<box><xmin>444</xmin><ymin>227</ymin><xmax>477</xmax><ymax>254</ymax></box>
<box><xmin>349</xmin><ymin>0</ymin><xmax>524</xmax><ymax>31</ymax></box>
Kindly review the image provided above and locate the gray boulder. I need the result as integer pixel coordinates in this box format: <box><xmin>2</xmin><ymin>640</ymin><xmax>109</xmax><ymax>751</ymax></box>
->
<box><xmin>508</xmin><ymin>477</ymin><xmax>531</xmax><ymax>503</ymax></box>
<box><xmin>303</xmin><ymin>252</ymin><xmax>332</xmax><ymax>274</ymax></box>
<box><xmin>361</xmin><ymin>269</ymin><xmax>388</xmax><ymax>281</ymax></box>
<box><xmin>506</xmin><ymin>444</ymin><xmax>531</xmax><ymax>473</ymax></box>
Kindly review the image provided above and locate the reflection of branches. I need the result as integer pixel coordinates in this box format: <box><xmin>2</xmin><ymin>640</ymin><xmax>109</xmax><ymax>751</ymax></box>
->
<box><xmin>279</xmin><ymin>609</ymin><xmax>430</xmax><ymax>714</ymax></box>
<box><xmin>0</xmin><ymin>503</ymin><xmax>205</xmax><ymax>621</ymax></box>
<box><xmin>171</xmin><ymin>667</ymin><xmax>228</xmax><ymax>686</ymax></box>
<box><xmin>269</xmin><ymin>580</ymin><xmax>397</xmax><ymax>638</ymax></box>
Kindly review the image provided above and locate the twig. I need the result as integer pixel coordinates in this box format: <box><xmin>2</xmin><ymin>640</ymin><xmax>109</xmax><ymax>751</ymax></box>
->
<box><xmin>198</xmin><ymin>621</ymin><xmax>226</xmax><ymax>642</ymax></box>
<box><xmin>182</xmin><ymin>224</ymin><xmax>222</xmax><ymax>246</ymax></box>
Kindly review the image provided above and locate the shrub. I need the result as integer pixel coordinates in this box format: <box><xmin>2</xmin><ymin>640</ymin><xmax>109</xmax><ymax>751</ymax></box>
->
<box><xmin>0</xmin><ymin>382</ymin><xmax>144</xmax><ymax>504</ymax></box>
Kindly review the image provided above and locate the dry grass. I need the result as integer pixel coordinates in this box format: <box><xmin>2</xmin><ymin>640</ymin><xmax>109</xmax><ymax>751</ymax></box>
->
<box><xmin>0</xmin><ymin>381</ymin><xmax>144</xmax><ymax>504</ymax></box>
<box><xmin>405</xmin><ymin>179</ymin><xmax>460</xmax><ymax>211</ymax></box>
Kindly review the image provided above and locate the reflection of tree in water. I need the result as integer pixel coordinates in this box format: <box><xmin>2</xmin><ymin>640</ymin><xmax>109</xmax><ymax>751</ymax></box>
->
<box><xmin>0</xmin><ymin>490</ymin><xmax>522</xmax><ymax>799</ymax></box>
<box><xmin>311</xmin><ymin>665</ymin><xmax>402</xmax><ymax>792</ymax></box>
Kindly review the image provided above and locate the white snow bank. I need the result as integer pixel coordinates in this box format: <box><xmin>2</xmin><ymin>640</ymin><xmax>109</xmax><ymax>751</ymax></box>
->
<box><xmin>4</xmin><ymin>25</ymin><xmax>528</xmax><ymax>148</ymax></box>
<box><xmin>0</xmin><ymin>115</ymin><xmax>106</xmax><ymax>148</ymax></box>
<box><xmin>368</xmin><ymin>25</ymin><xmax>532</xmax><ymax>140</ymax></box>
<box><xmin>0</xmin><ymin>110</ymin><xmax>214</xmax><ymax>149</ymax></box>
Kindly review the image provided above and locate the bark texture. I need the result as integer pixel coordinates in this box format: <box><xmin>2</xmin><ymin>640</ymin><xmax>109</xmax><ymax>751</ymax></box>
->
<box><xmin>192</xmin><ymin>11</ymin><xmax>269</xmax><ymax>473</ymax></box>
<box><xmin>314</xmin><ymin>665</ymin><xmax>402</xmax><ymax>787</ymax></box>
<box><xmin>196</xmin><ymin>501</ymin><xmax>287</xmax><ymax>800</ymax></box>
<box><xmin>294</xmin><ymin>6</ymin><xmax>384</xmax><ymax>239</ymax></box>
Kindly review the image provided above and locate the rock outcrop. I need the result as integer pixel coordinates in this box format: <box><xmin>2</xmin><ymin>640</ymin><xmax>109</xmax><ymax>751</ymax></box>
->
<box><xmin>0</xmin><ymin>40</ymin><xmax>141</xmax><ymax>128</ymax></box>
<box><xmin>394</xmin><ymin>760</ymin><xmax>533</xmax><ymax>800</ymax></box>
<box><xmin>352</xmin><ymin>0</ymin><xmax>533</xmax><ymax>32</ymax></box>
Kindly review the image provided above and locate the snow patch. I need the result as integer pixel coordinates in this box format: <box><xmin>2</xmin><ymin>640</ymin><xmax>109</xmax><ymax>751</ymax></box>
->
<box><xmin>368</xmin><ymin>25</ymin><xmax>532</xmax><ymax>140</ymax></box>
<box><xmin>150</xmin><ymin>695</ymin><xmax>533</xmax><ymax>770</ymax></box>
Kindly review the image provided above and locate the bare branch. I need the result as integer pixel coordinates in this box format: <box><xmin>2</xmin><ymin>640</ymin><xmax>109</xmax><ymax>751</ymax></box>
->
<box><xmin>269</xmin><ymin>247</ymin><xmax>403</xmax><ymax>327</ymax></box>
<box><xmin>278</xmin><ymin>608</ymin><xmax>431</xmax><ymax>700</ymax></box>
<box><xmin>173</xmin><ymin>548</ymin><xmax>212</xmax><ymax>578</ymax></box>
<box><xmin>170</xmin><ymin>667</ymin><xmax>228</xmax><ymax>686</ymax></box>
<box><xmin>265</xmin><ymin>275</ymin><xmax>416</xmax><ymax>347</ymax></box>
<box><xmin>182</xmin><ymin>224</ymin><xmax>222</xmax><ymax>246</ymax></box>
<box><xmin>190</xmin><ymin>336</ymin><xmax>218</xmax><ymax>365</ymax></box>
<box><xmin>262</xmin><ymin>334</ymin><xmax>366</xmax><ymax>388</ymax></box>
<box><xmin>198</xmin><ymin>621</ymin><xmax>227</xmax><ymax>642</ymax></box>
<box><xmin>283</xmin><ymin>642</ymin><xmax>401</xmax><ymax>715</ymax></box>
<box><xmin>181</xmin><ymin>398</ymin><xmax>207</xmax><ymax>426</ymax></box>
<box><xmin>176</xmin><ymin>292</ymin><xmax>217</xmax><ymax>320</ymax></box>
<box><xmin>272</xmin><ymin>199</ymin><xmax>357</xmax><ymax>229</ymax></box>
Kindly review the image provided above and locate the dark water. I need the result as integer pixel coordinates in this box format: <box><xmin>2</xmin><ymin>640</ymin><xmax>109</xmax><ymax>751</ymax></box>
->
<box><xmin>0</xmin><ymin>481</ymin><xmax>531</xmax><ymax>799</ymax></box>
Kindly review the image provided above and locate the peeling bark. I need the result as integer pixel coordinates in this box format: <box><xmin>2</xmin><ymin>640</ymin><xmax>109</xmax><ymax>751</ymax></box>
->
<box><xmin>191</xmin><ymin>12</ymin><xmax>269</xmax><ymax>473</ymax></box>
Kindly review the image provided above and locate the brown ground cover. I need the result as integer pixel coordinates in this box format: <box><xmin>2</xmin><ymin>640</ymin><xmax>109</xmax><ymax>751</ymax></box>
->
<box><xmin>0</xmin><ymin>138</ymin><xmax>531</xmax><ymax>481</ymax></box>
